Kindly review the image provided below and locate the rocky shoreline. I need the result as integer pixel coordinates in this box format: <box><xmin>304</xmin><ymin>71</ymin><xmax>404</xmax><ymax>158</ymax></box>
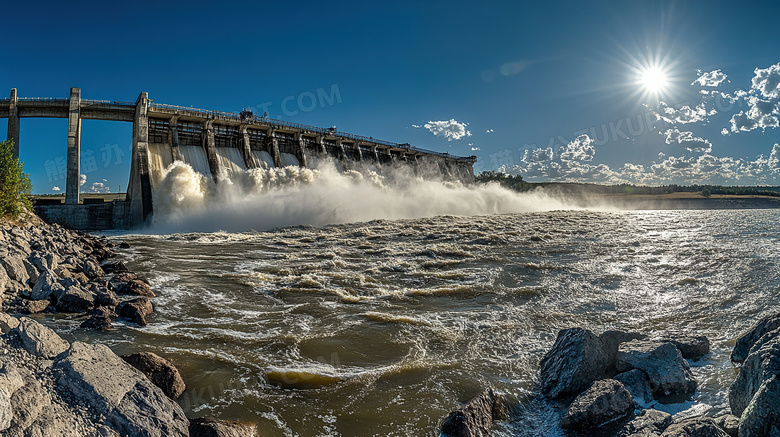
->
<box><xmin>0</xmin><ymin>219</ymin><xmax>256</xmax><ymax>436</ymax></box>
<box><xmin>441</xmin><ymin>320</ymin><xmax>780</xmax><ymax>436</ymax></box>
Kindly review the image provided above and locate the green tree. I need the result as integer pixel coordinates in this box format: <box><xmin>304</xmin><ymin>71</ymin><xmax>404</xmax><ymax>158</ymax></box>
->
<box><xmin>0</xmin><ymin>140</ymin><xmax>33</xmax><ymax>218</ymax></box>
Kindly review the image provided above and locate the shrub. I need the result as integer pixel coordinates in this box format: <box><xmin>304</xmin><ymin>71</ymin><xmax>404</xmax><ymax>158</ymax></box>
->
<box><xmin>0</xmin><ymin>140</ymin><xmax>33</xmax><ymax>218</ymax></box>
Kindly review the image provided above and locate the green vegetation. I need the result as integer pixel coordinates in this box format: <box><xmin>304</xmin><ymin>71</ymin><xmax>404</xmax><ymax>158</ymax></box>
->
<box><xmin>475</xmin><ymin>171</ymin><xmax>532</xmax><ymax>191</ymax></box>
<box><xmin>0</xmin><ymin>140</ymin><xmax>33</xmax><ymax>219</ymax></box>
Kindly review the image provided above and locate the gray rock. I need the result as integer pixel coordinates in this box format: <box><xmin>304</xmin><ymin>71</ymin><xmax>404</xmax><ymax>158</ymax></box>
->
<box><xmin>0</xmin><ymin>313</ymin><xmax>20</xmax><ymax>334</ymax></box>
<box><xmin>746</xmin><ymin>327</ymin><xmax>780</xmax><ymax>361</ymax></box>
<box><xmin>560</xmin><ymin>379</ymin><xmax>633</xmax><ymax>430</ymax></box>
<box><xmin>0</xmin><ymin>364</ymin><xmax>25</xmax><ymax>431</ymax></box>
<box><xmin>18</xmin><ymin>298</ymin><xmax>50</xmax><ymax>314</ymax></box>
<box><xmin>0</xmin><ymin>257</ymin><xmax>29</xmax><ymax>285</ymax></box>
<box><xmin>714</xmin><ymin>414</ymin><xmax>739</xmax><ymax>437</ymax></box>
<box><xmin>440</xmin><ymin>389</ymin><xmax>508</xmax><ymax>437</ymax></box>
<box><xmin>118</xmin><ymin>298</ymin><xmax>154</xmax><ymax>326</ymax></box>
<box><xmin>738</xmin><ymin>374</ymin><xmax>780</xmax><ymax>437</ymax></box>
<box><xmin>55</xmin><ymin>285</ymin><xmax>95</xmax><ymax>313</ymax></box>
<box><xmin>121</xmin><ymin>352</ymin><xmax>186</xmax><ymax>399</ymax></box>
<box><xmin>21</xmin><ymin>259</ymin><xmax>38</xmax><ymax>286</ymax></box>
<box><xmin>15</xmin><ymin>317</ymin><xmax>69</xmax><ymax>358</ymax></box>
<box><xmin>54</xmin><ymin>342</ymin><xmax>189</xmax><ymax>437</ymax></box>
<box><xmin>660</xmin><ymin>417</ymin><xmax>729</xmax><ymax>437</ymax></box>
<box><xmin>0</xmin><ymin>264</ymin><xmax>9</xmax><ymax>294</ymax></box>
<box><xmin>732</xmin><ymin>312</ymin><xmax>780</xmax><ymax>364</ymax></box>
<box><xmin>189</xmin><ymin>417</ymin><xmax>258</xmax><ymax>437</ymax></box>
<box><xmin>601</xmin><ymin>330</ymin><xmax>648</xmax><ymax>365</ymax></box>
<box><xmin>30</xmin><ymin>268</ymin><xmax>64</xmax><ymax>301</ymax></box>
<box><xmin>662</xmin><ymin>335</ymin><xmax>710</xmax><ymax>359</ymax></box>
<box><xmin>728</xmin><ymin>338</ymin><xmax>780</xmax><ymax>417</ymax></box>
<box><xmin>539</xmin><ymin>328</ymin><xmax>611</xmax><ymax>399</ymax></box>
<box><xmin>82</xmin><ymin>260</ymin><xmax>104</xmax><ymax>279</ymax></box>
<box><xmin>614</xmin><ymin>369</ymin><xmax>654</xmax><ymax>407</ymax></box>
<box><xmin>617</xmin><ymin>409</ymin><xmax>673</xmax><ymax>437</ymax></box>
<box><xmin>616</xmin><ymin>340</ymin><xmax>696</xmax><ymax>397</ymax></box>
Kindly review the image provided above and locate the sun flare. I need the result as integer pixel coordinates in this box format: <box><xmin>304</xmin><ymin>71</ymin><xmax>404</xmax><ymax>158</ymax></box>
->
<box><xmin>640</xmin><ymin>67</ymin><xmax>668</xmax><ymax>92</ymax></box>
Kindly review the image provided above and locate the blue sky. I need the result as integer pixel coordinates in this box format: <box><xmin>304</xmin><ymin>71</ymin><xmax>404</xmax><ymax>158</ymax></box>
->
<box><xmin>2</xmin><ymin>0</ymin><xmax>779</xmax><ymax>193</ymax></box>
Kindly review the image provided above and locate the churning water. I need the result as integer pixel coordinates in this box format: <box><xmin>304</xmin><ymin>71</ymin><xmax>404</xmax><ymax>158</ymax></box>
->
<box><xmin>49</xmin><ymin>161</ymin><xmax>780</xmax><ymax>436</ymax></box>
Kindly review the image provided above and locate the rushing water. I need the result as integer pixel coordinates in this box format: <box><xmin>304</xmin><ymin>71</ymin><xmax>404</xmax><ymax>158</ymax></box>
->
<box><xmin>47</xmin><ymin>207</ymin><xmax>780</xmax><ymax>436</ymax></box>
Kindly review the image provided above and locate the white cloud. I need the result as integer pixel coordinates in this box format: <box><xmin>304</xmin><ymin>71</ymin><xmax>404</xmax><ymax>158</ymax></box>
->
<box><xmin>662</xmin><ymin>128</ymin><xmax>712</xmax><ymax>153</ymax></box>
<box><xmin>411</xmin><ymin>124</ymin><xmax>421</xmax><ymax>128</ymax></box>
<box><xmin>89</xmin><ymin>182</ymin><xmax>111</xmax><ymax>193</ymax></box>
<box><xmin>51</xmin><ymin>186</ymin><xmax>61</xmax><ymax>192</ymax></box>
<box><xmin>485</xmin><ymin>129</ymin><xmax>494</xmax><ymax>133</ymax></box>
<box><xmin>728</xmin><ymin>62</ymin><xmax>780</xmax><ymax>133</ymax></box>
<box><xmin>656</xmin><ymin>102</ymin><xmax>713</xmax><ymax>125</ymax></box>
<box><xmin>559</xmin><ymin>134</ymin><xmax>595</xmax><ymax>161</ymax></box>
<box><xmin>752</xmin><ymin>62</ymin><xmax>780</xmax><ymax>99</ymax></box>
<box><xmin>79</xmin><ymin>174</ymin><xmax>86</xmax><ymax>187</ymax></box>
<box><xmin>471</xmin><ymin>147</ymin><xmax>481</xmax><ymax>151</ymax></box>
<box><xmin>422</xmin><ymin>119</ymin><xmax>472</xmax><ymax>141</ymax></box>
<box><xmin>692</xmin><ymin>69</ymin><xmax>728</xmax><ymax>87</ymax></box>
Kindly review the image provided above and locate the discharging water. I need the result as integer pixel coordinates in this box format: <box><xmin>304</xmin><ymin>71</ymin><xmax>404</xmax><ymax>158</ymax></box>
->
<box><xmin>49</xmin><ymin>206</ymin><xmax>780</xmax><ymax>436</ymax></box>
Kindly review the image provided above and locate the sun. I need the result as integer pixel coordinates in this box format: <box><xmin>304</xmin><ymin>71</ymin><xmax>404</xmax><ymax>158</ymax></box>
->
<box><xmin>640</xmin><ymin>67</ymin><xmax>668</xmax><ymax>93</ymax></box>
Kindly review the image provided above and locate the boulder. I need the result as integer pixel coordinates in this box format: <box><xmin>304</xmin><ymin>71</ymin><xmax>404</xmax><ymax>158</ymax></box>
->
<box><xmin>55</xmin><ymin>285</ymin><xmax>95</xmax><ymax>313</ymax></box>
<box><xmin>617</xmin><ymin>409</ymin><xmax>673</xmax><ymax>437</ymax></box>
<box><xmin>108</xmin><ymin>273</ymin><xmax>137</xmax><ymax>292</ymax></box>
<box><xmin>189</xmin><ymin>418</ymin><xmax>258</xmax><ymax>437</ymax></box>
<box><xmin>0</xmin><ymin>264</ymin><xmax>9</xmax><ymax>294</ymax></box>
<box><xmin>539</xmin><ymin>328</ymin><xmax>611</xmax><ymax>399</ymax></box>
<box><xmin>662</xmin><ymin>335</ymin><xmax>710</xmax><ymax>359</ymax></box>
<box><xmin>738</xmin><ymin>374</ymin><xmax>780</xmax><ymax>437</ymax></box>
<box><xmin>728</xmin><ymin>338</ymin><xmax>780</xmax><ymax>417</ymax></box>
<box><xmin>0</xmin><ymin>313</ymin><xmax>20</xmax><ymax>334</ymax></box>
<box><xmin>714</xmin><ymin>414</ymin><xmax>739</xmax><ymax>437</ymax></box>
<box><xmin>102</xmin><ymin>261</ymin><xmax>129</xmax><ymax>274</ymax></box>
<box><xmin>53</xmin><ymin>341</ymin><xmax>189</xmax><ymax>437</ymax></box>
<box><xmin>118</xmin><ymin>298</ymin><xmax>154</xmax><ymax>326</ymax></box>
<box><xmin>82</xmin><ymin>260</ymin><xmax>104</xmax><ymax>279</ymax></box>
<box><xmin>21</xmin><ymin>259</ymin><xmax>39</xmax><ymax>285</ymax></box>
<box><xmin>732</xmin><ymin>312</ymin><xmax>780</xmax><ymax>364</ymax></box>
<box><xmin>18</xmin><ymin>298</ymin><xmax>50</xmax><ymax>314</ymax></box>
<box><xmin>94</xmin><ymin>287</ymin><xmax>119</xmax><ymax>308</ymax></box>
<box><xmin>616</xmin><ymin>340</ymin><xmax>696</xmax><ymax>397</ymax></box>
<box><xmin>80</xmin><ymin>307</ymin><xmax>115</xmax><ymax>331</ymax></box>
<box><xmin>440</xmin><ymin>389</ymin><xmax>508</xmax><ymax>437</ymax></box>
<box><xmin>123</xmin><ymin>279</ymin><xmax>156</xmax><ymax>297</ymax></box>
<box><xmin>15</xmin><ymin>317</ymin><xmax>69</xmax><ymax>359</ymax></box>
<box><xmin>121</xmin><ymin>352</ymin><xmax>186</xmax><ymax>399</ymax></box>
<box><xmin>560</xmin><ymin>379</ymin><xmax>634</xmax><ymax>430</ymax></box>
<box><xmin>0</xmin><ymin>257</ymin><xmax>29</xmax><ymax>285</ymax></box>
<box><xmin>659</xmin><ymin>417</ymin><xmax>729</xmax><ymax>437</ymax></box>
<box><xmin>600</xmin><ymin>330</ymin><xmax>648</xmax><ymax>364</ymax></box>
<box><xmin>30</xmin><ymin>268</ymin><xmax>64</xmax><ymax>300</ymax></box>
<box><xmin>0</xmin><ymin>364</ymin><xmax>25</xmax><ymax>431</ymax></box>
<box><xmin>118</xmin><ymin>242</ymin><xmax>131</xmax><ymax>249</ymax></box>
<box><xmin>614</xmin><ymin>369</ymin><xmax>654</xmax><ymax>407</ymax></box>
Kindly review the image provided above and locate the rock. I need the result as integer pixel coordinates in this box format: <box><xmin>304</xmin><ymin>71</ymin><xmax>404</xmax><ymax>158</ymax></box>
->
<box><xmin>0</xmin><ymin>364</ymin><xmax>25</xmax><ymax>431</ymax></box>
<box><xmin>94</xmin><ymin>287</ymin><xmax>119</xmax><ymax>308</ymax></box>
<box><xmin>108</xmin><ymin>272</ymin><xmax>137</xmax><ymax>292</ymax></box>
<box><xmin>189</xmin><ymin>417</ymin><xmax>258</xmax><ymax>437</ymax></box>
<box><xmin>0</xmin><ymin>313</ymin><xmax>20</xmax><ymax>333</ymax></box>
<box><xmin>0</xmin><ymin>257</ymin><xmax>29</xmax><ymax>285</ymax></box>
<box><xmin>539</xmin><ymin>328</ymin><xmax>611</xmax><ymax>399</ymax></box>
<box><xmin>601</xmin><ymin>330</ymin><xmax>648</xmax><ymax>364</ymax></box>
<box><xmin>19</xmin><ymin>298</ymin><xmax>50</xmax><ymax>314</ymax></box>
<box><xmin>662</xmin><ymin>335</ymin><xmax>710</xmax><ymax>359</ymax></box>
<box><xmin>660</xmin><ymin>417</ymin><xmax>729</xmax><ymax>437</ymax></box>
<box><xmin>82</xmin><ymin>260</ymin><xmax>105</xmax><ymax>279</ymax></box>
<box><xmin>0</xmin><ymin>265</ymin><xmax>9</xmax><ymax>294</ymax></box>
<box><xmin>15</xmin><ymin>317</ymin><xmax>69</xmax><ymax>359</ymax></box>
<box><xmin>54</xmin><ymin>341</ymin><xmax>189</xmax><ymax>437</ymax></box>
<box><xmin>440</xmin><ymin>389</ymin><xmax>508</xmax><ymax>437</ymax></box>
<box><xmin>732</xmin><ymin>312</ymin><xmax>780</xmax><ymax>364</ymax></box>
<box><xmin>21</xmin><ymin>259</ymin><xmax>39</xmax><ymax>285</ymax></box>
<box><xmin>121</xmin><ymin>352</ymin><xmax>186</xmax><ymax>399</ymax></box>
<box><xmin>617</xmin><ymin>409</ymin><xmax>673</xmax><ymax>437</ymax></box>
<box><xmin>72</xmin><ymin>271</ymin><xmax>90</xmax><ymax>286</ymax></box>
<box><xmin>123</xmin><ymin>279</ymin><xmax>156</xmax><ymax>297</ymax></box>
<box><xmin>728</xmin><ymin>338</ymin><xmax>780</xmax><ymax>417</ymax></box>
<box><xmin>119</xmin><ymin>242</ymin><xmax>131</xmax><ymax>249</ymax></box>
<box><xmin>714</xmin><ymin>414</ymin><xmax>739</xmax><ymax>437</ymax></box>
<box><xmin>614</xmin><ymin>369</ymin><xmax>654</xmax><ymax>407</ymax></box>
<box><xmin>738</xmin><ymin>374</ymin><xmax>780</xmax><ymax>437</ymax></box>
<box><xmin>560</xmin><ymin>379</ymin><xmax>634</xmax><ymax>430</ymax></box>
<box><xmin>118</xmin><ymin>298</ymin><xmax>154</xmax><ymax>326</ymax></box>
<box><xmin>55</xmin><ymin>285</ymin><xmax>95</xmax><ymax>313</ymax></box>
<box><xmin>102</xmin><ymin>261</ymin><xmax>129</xmax><ymax>274</ymax></box>
<box><xmin>7</xmin><ymin>371</ymin><xmax>51</xmax><ymax>431</ymax></box>
<box><xmin>616</xmin><ymin>340</ymin><xmax>696</xmax><ymax>397</ymax></box>
<box><xmin>30</xmin><ymin>268</ymin><xmax>64</xmax><ymax>300</ymax></box>
<box><xmin>80</xmin><ymin>307</ymin><xmax>114</xmax><ymax>331</ymax></box>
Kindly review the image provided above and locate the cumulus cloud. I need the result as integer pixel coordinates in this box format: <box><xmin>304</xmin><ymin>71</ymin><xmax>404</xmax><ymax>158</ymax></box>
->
<box><xmin>656</xmin><ymin>102</ymin><xmax>713</xmax><ymax>125</ymax></box>
<box><xmin>79</xmin><ymin>174</ymin><xmax>86</xmax><ymax>187</ymax></box>
<box><xmin>422</xmin><ymin>119</ymin><xmax>472</xmax><ymax>141</ymax></box>
<box><xmin>51</xmin><ymin>186</ymin><xmax>61</xmax><ymax>192</ymax></box>
<box><xmin>728</xmin><ymin>62</ymin><xmax>780</xmax><ymax>133</ymax></box>
<box><xmin>662</xmin><ymin>128</ymin><xmax>712</xmax><ymax>153</ymax></box>
<box><xmin>522</xmin><ymin>147</ymin><xmax>554</xmax><ymax>163</ymax></box>
<box><xmin>692</xmin><ymin>69</ymin><xmax>728</xmax><ymax>87</ymax></box>
<box><xmin>471</xmin><ymin>147</ymin><xmax>481</xmax><ymax>151</ymax></box>
<box><xmin>485</xmin><ymin>129</ymin><xmax>494</xmax><ymax>133</ymax></box>
<box><xmin>559</xmin><ymin>135</ymin><xmax>595</xmax><ymax>161</ymax></box>
<box><xmin>411</xmin><ymin>124</ymin><xmax>421</xmax><ymax>128</ymax></box>
<box><xmin>89</xmin><ymin>182</ymin><xmax>110</xmax><ymax>193</ymax></box>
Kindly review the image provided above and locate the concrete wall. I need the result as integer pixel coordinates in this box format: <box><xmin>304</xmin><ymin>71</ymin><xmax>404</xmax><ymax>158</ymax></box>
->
<box><xmin>35</xmin><ymin>201</ymin><xmax>130</xmax><ymax>230</ymax></box>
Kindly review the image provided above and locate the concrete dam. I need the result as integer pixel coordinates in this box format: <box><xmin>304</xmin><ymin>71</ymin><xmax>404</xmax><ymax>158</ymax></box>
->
<box><xmin>1</xmin><ymin>88</ymin><xmax>477</xmax><ymax>229</ymax></box>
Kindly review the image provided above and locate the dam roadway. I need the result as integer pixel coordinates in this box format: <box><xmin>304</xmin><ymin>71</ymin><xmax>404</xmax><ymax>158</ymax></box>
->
<box><xmin>1</xmin><ymin>88</ymin><xmax>477</xmax><ymax>229</ymax></box>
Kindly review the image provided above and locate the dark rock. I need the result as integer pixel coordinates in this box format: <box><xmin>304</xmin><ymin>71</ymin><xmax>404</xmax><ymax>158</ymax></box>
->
<box><xmin>617</xmin><ymin>409</ymin><xmax>673</xmax><ymax>437</ymax></box>
<box><xmin>108</xmin><ymin>272</ymin><xmax>137</xmax><ymax>292</ymax></box>
<box><xmin>30</xmin><ymin>269</ymin><xmax>64</xmax><ymax>300</ymax></box>
<box><xmin>80</xmin><ymin>307</ymin><xmax>114</xmax><ymax>331</ymax></box>
<box><xmin>19</xmin><ymin>298</ymin><xmax>50</xmax><ymax>314</ymax></box>
<box><xmin>123</xmin><ymin>279</ymin><xmax>156</xmax><ymax>297</ymax></box>
<box><xmin>662</xmin><ymin>335</ymin><xmax>710</xmax><ymax>359</ymax></box>
<box><xmin>440</xmin><ymin>389</ymin><xmax>508</xmax><ymax>437</ymax></box>
<box><xmin>118</xmin><ymin>298</ymin><xmax>154</xmax><ymax>326</ymax></box>
<box><xmin>22</xmin><ymin>259</ymin><xmax>39</xmax><ymax>285</ymax></box>
<box><xmin>14</xmin><ymin>317</ymin><xmax>69</xmax><ymax>359</ymax></box>
<box><xmin>102</xmin><ymin>261</ymin><xmax>129</xmax><ymax>274</ymax></box>
<box><xmin>0</xmin><ymin>256</ymin><xmax>29</xmax><ymax>285</ymax></box>
<box><xmin>616</xmin><ymin>340</ymin><xmax>696</xmax><ymax>397</ymax></box>
<box><xmin>82</xmin><ymin>260</ymin><xmax>105</xmax><ymax>279</ymax></box>
<box><xmin>714</xmin><ymin>414</ymin><xmax>739</xmax><ymax>437</ymax></box>
<box><xmin>122</xmin><ymin>352</ymin><xmax>186</xmax><ymax>399</ymax></box>
<box><xmin>560</xmin><ymin>379</ymin><xmax>633</xmax><ymax>430</ymax></box>
<box><xmin>738</xmin><ymin>374</ymin><xmax>780</xmax><ymax>437</ymax></box>
<box><xmin>659</xmin><ymin>417</ymin><xmax>729</xmax><ymax>437</ymax></box>
<box><xmin>55</xmin><ymin>285</ymin><xmax>95</xmax><ymax>313</ymax></box>
<box><xmin>94</xmin><ymin>287</ymin><xmax>120</xmax><ymax>308</ymax></box>
<box><xmin>732</xmin><ymin>312</ymin><xmax>780</xmax><ymax>364</ymax></box>
<box><xmin>189</xmin><ymin>418</ymin><xmax>258</xmax><ymax>437</ymax></box>
<box><xmin>539</xmin><ymin>328</ymin><xmax>610</xmax><ymax>399</ymax></box>
<box><xmin>614</xmin><ymin>369</ymin><xmax>654</xmax><ymax>407</ymax></box>
<box><xmin>601</xmin><ymin>330</ymin><xmax>648</xmax><ymax>365</ymax></box>
<box><xmin>119</xmin><ymin>242</ymin><xmax>131</xmax><ymax>249</ymax></box>
<box><xmin>728</xmin><ymin>338</ymin><xmax>780</xmax><ymax>417</ymax></box>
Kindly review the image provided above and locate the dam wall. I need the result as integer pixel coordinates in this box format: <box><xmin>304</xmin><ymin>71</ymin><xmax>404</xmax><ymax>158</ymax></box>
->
<box><xmin>2</xmin><ymin>88</ymin><xmax>477</xmax><ymax>230</ymax></box>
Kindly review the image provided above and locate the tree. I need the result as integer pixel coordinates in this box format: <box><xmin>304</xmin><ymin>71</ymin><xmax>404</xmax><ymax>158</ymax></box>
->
<box><xmin>0</xmin><ymin>140</ymin><xmax>32</xmax><ymax>218</ymax></box>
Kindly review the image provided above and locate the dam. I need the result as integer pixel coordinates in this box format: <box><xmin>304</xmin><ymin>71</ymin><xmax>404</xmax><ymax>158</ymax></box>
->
<box><xmin>1</xmin><ymin>88</ymin><xmax>477</xmax><ymax>229</ymax></box>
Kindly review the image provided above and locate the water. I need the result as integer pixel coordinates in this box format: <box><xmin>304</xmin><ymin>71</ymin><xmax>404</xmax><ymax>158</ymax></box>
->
<box><xmin>51</xmin><ymin>207</ymin><xmax>780</xmax><ymax>436</ymax></box>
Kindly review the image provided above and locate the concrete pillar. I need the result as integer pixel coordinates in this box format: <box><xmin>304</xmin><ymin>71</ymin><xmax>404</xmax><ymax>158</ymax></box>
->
<box><xmin>371</xmin><ymin>145</ymin><xmax>379</xmax><ymax>162</ymax></box>
<box><xmin>354</xmin><ymin>143</ymin><xmax>363</xmax><ymax>161</ymax></box>
<box><xmin>168</xmin><ymin>115</ymin><xmax>183</xmax><ymax>161</ymax></box>
<box><xmin>316</xmin><ymin>135</ymin><xmax>326</xmax><ymax>154</ymax></box>
<box><xmin>294</xmin><ymin>133</ymin><xmax>308</xmax><ymax>168</ymax></box>
<box><xmin>240</xmin><ymin>125</ymin><xmax>257</xmax><ymax>169</ymax></box>
<box><xmin>335</xmin><ymin>139</ymin><xmax>347</xmax><ymax>160</ymax></box>
<box><xmin>127</xmin><ymin>91</ymin><xmax>153</xmax><ymax>226</ymax></box>
<box><xmin>65</xmin><ymin>88</ymin><xmax>82</xmax><ymax>205</ymax></box>
<box><xmin>269</xmin><ymin>130</ymin><xmax>282</xmax><ymax>167</ymax></box>
<box><xmin>7</xmin><ymin>89</ymin><xmax>20</xmax><ymax>159</ymax></box>
<box><xmin>203</xmin><ymin>120</ymin><xmax>220</xmax><ymax>180</ymax></box>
